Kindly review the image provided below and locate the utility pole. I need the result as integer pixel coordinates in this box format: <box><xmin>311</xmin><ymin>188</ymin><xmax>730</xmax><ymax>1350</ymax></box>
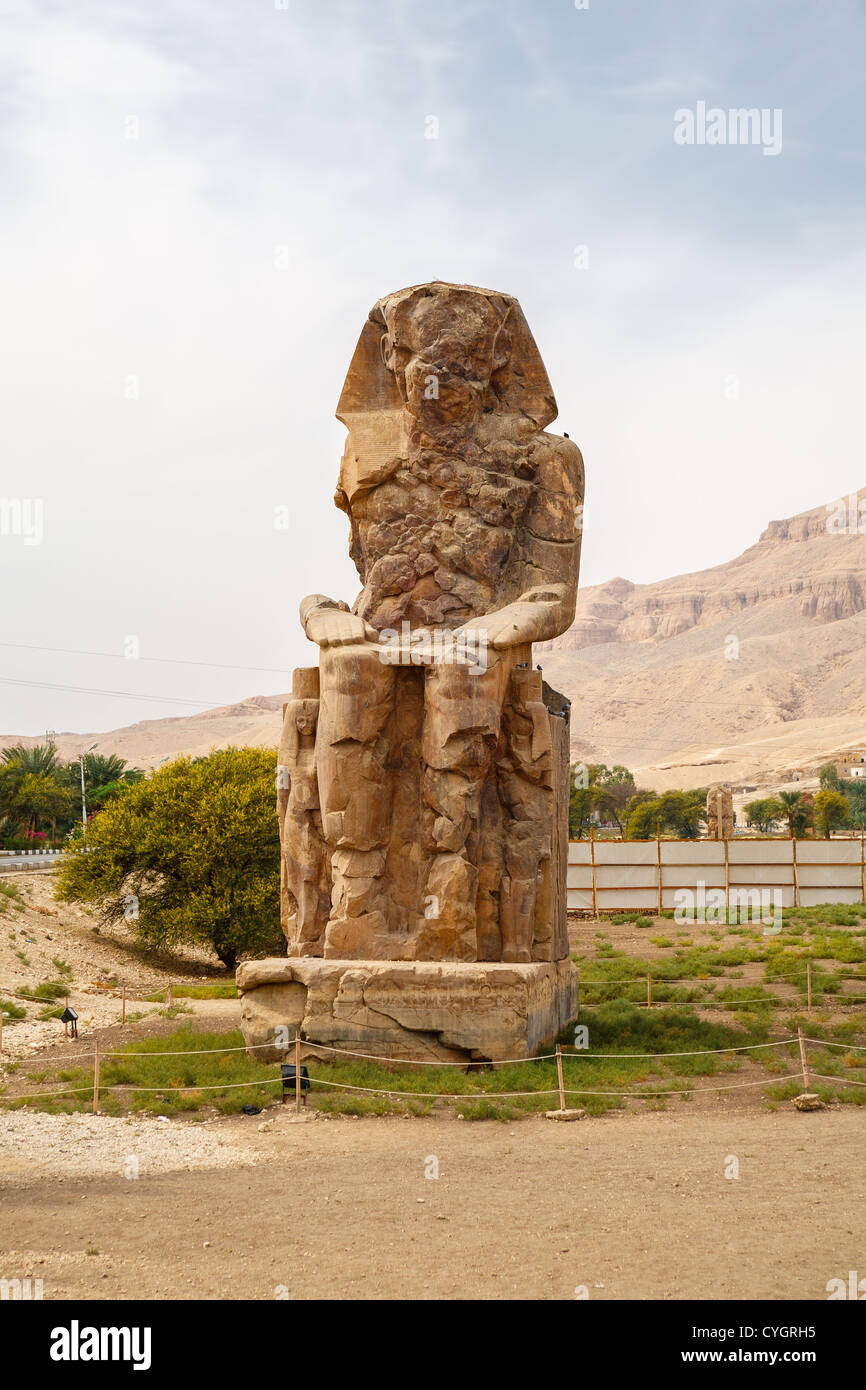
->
<box><xmin>80</xmin><ymin>742</ymin><xmax>97</xmax><ymax>845</ymax></box>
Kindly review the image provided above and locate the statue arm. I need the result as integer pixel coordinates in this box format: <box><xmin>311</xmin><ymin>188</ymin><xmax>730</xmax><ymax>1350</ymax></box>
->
<box><xmin>457</xmin><ymin>437</ymin><xmax>584</xmax><ymax>649</ymax></box>
<box><xmin>299</xmin><ymin>593</ymin><xmax>377</xmax><ymax>648</ymax></box>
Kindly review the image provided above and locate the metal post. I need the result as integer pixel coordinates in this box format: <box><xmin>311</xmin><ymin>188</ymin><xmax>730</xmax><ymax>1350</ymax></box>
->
<box><xmin>556</xmin><ymin>1044</ymin><xmax>565</xmax><ymax>1111</ymax></box>
<box><xmin>80</xmin><ymin>755</ymin><xmax>87</xmax><ymax>845</ymax></box>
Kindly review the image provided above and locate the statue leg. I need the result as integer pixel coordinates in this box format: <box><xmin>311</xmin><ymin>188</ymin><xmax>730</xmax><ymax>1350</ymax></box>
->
<box><xmin>316</xmin><ymin>641</ymin><xmax>397</xmax><ymax>958</ymax></box>
<box><xmin>499</xmin><ymin>667</ymin><xmax>555</xmax><ymax>963</ymax></box>
<box><xmin>279</xmin><ymin>671</ymin><xmax>331</xmax><ymax>956</ymax></box>
<box><xmin>419</xmin><ymin>647</ymin><xmax>515</xmax><ymax>960</ymax></box>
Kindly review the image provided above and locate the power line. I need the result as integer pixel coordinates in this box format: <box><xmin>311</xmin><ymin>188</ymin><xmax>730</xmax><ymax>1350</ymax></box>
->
<box><xmin>0</xmin><ymin>640</ymin><xmax>288</xmax><ymax>676</ymax></box>
<box><xmin>0</xmin><ymin>675</ymin><xmax>258</xmax><ymax>711</ymax></box>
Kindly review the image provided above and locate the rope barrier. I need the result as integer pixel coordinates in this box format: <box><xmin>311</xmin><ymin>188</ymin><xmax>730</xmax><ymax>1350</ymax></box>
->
<box><xmin>809</xmin><ymin>1072</ymin><xmax>866</xmax><ymax>1088</ymax></box>
<box><xmin>5</xmin><ymin>1033</ymin><xmax>866</xmax><ymax>1068</ymax></box>
<box><xmin>271</xmin><ymin>1072</ymin><xmax>807</xmax><ymax>1100</ymax></box>
<box><xmin>9</xmin><ymin>1068</ymin><xmax>866</xmax><ymax>1104</ymax></box>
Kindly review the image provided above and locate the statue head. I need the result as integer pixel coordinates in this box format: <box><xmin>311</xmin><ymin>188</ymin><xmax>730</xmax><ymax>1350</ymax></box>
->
<box><xmin>336</xmin><ymin>281</ymin><xmax>558</xmax><ymax>440</ymax></box>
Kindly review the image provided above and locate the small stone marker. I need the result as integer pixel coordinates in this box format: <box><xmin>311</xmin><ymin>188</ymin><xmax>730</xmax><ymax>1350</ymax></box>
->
<box><xmin>545</xmin><ymin>1108</ymin><xmax>587</xmax><ymax>1121</ymax></box>
<box><xmin>792</xmin><ymin>1092</ymin><xmax>825</xmax><ymax>1112</ymax></box>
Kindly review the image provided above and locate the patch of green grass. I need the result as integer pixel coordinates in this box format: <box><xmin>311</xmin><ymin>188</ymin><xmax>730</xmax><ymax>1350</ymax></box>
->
<box><xmin>0</xmin><ymin>882</ymin><xmax>23</xmax><ymax>913</ymax></box>
<box><xmin>51</xmin><ymin>957</ymin><xmax>73</xmax><ymax>977</ymax></box>
<box><xmin>0</xmin><ymin>998</ymin><xmax>26</xmax><ymax>1022</ymax></box>
<box><xmin>144</xmin><ymin>983</ymin><xmax>238</xmax><ymax>1001</ymax></box>
<box><xmin>25</xmin><ymin>979</ymin><xmax>69</xmax><ymax>1001</ymax></box>
<box><xmin>650</xmin><ymin>937</ymin><xmax>673</xmax><ymax>949</ymax></box>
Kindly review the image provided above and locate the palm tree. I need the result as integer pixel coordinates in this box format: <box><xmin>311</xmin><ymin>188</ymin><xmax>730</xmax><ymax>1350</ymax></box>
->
<box><xmin>777</xmin><ymin>790</ymin><xmax>813</xmax><ymax>838</ymax></box>
<box><xmin>83</xmin><ymin>753</ymin><xmax>134</xmax><ymax>789</ymax></box>
<box><xmin>1</xmin><ymin>741</ymin><xmax>59</xmax><ymax>775</ymax></box>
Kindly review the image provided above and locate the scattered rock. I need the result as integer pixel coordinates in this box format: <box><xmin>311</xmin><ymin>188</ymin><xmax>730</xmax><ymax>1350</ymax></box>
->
<box><xmin>793</xmin><ymin>1092</ymin><xmax>826</xmax><ymax>1112</ymax></box>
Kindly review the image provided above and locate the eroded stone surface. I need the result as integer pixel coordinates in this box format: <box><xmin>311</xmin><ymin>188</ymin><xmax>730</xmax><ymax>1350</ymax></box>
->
<box><xmin>237</xmin><ymin>957</ymin><xmax>580</xmax><ymax>1064</ymax></box>
<box><xmin>278</xmin><ymin>282</ymin><xmax>583</xmax><ymax>963</ymax></box>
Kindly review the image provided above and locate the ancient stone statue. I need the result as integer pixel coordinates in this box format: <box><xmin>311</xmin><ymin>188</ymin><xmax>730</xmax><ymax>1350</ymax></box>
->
<box><xmin>706</xmin><ymin>785</ymin><xmax>734</xmax><ymax>840</ymax></box>
<box><xmin>240</xmin><ymin>282</ymin><xmax>583</xmax><ymax>1060</ymax></box>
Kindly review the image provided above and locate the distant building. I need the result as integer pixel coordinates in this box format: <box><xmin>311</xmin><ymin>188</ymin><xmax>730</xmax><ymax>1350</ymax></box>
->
<box><xmin>835</xmin><ymin>751</ymin><xmax>866</xmax><ymax>778</ymax></box>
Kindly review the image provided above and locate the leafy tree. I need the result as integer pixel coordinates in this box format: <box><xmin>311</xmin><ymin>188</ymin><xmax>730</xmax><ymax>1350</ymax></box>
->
<box><xmin>0</xmin><ymin>743</ymin><xmax>142</xmax><ymax>844</ymax></box>
<box><xmin>777</xmin><ymin>790</ymin><xmax>814</xmax><ymax>838</ymax></box>
<box><xmin>843</xmin><ymin>779</ymin><xmax>866</xmax><ymax>831</ymax></box>
<box><xmin>744</xmin><ymin>797</ymin><xmax>784</xmax><ymax>833</ymax></box>
<box><xmin>569</xmin><ymin>763</ymin><xmax>637</xmax><ymax>838</ymax></box>
<box><xmin>814</xmin><ymin>789</ymin><xmax>850</xmax><ymax>838</ymax></box>
<box><xmin>819</xmin><ymin>762</ymin><xmax>842</xmax><ymax>791</ymax></box>
<box><xmin>0</xmin><ymin>756</ymin><xmax>73</xmax><ymax>842</ymax></box>
<box><xmin>56</xmin><ymin>748</ymin><xmax>283</xmax><ymax>971</ymax></box>
<box><xmin>624</xmin><ymin>789</ymin><xmax>707</xmax><ymax>840</ymax></box>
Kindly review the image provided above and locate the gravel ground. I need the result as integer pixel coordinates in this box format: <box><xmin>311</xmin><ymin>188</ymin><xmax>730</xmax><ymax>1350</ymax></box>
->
<box><xmin>3</xmin><ymin>1108</ymin><xmax>864</xmax><ymax>1300</ymax></box>
<box><xmin>0</xmin><ymin>1108</ymin><xmax>260</xmax><ymax>1178</ymax></box>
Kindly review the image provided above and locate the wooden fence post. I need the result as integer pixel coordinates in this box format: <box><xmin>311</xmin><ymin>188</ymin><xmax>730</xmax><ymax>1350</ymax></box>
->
<box><xmin>0</xmin><ymin>1004</ymin><xmax>3</xmax><ymax>1056</ymax></box>
<box><xmin>797</xmin><ymin>1025</ymin><xmax>809</xmax><ymax>1091</ymax></box>
<box><xmin>656</xmin><ymin>827</ymin><xmax>663</xmax><ymax>916</ymax></box>
<box><xmin>556</xmin><ymin>1044</ymin><xmax>565</xmax><ymax>1111</ymax></box>
<box><xmin>647</xmin><ymin>974</ymin><xmax>652</xmax><ymax>1008</ymax></box>
<box><xmin>589</xmin><ymin>827</ymin><xmax>598</xmax><ymax>916</ymax></box>
<box><xmin>121</xmin><ymin>986</ymin><xmax>126</xmax><ymax>1025</ymax></box>
<box><xmin>167</xmin><ymin>983</ymin><xmax>173</xmax><ymax>1010</ymax></box>
<box><xmin>295</xmin><ymin>1030</ymin><xmax>301</xmax><ymax>1112</ymax></box>
<box><xmin>806</xmin><ymin>961</ymin><xmax>812</xmax><ymax>1014</ymax></box>
<box><xmin>92</xmin><ymin>1031</ymin><xmax>100</xmax><ymax>1114</ymax></box>
<box><xmin>792</xmin><ymin>836</ymin><xmax>800</xmax><ymax>908</ymax></box>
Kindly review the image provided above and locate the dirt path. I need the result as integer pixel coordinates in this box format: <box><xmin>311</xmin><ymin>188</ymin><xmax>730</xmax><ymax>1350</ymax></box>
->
<box><xmin>2</xmin><ymin>1107</ymin><xmax>863</xmax><ymax>1301</ymax></box>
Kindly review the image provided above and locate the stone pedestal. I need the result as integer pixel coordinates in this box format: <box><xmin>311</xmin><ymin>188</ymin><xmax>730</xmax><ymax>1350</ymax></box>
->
<box><xmin>236</xmin><ymin>956</ymin><xmax>580</xmax><ymax>1064</ymax></box>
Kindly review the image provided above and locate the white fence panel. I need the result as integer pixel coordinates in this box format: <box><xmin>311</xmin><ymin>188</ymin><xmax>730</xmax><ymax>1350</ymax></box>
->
<box><xmin>661</xmin><ymin>866</ymin><xmax>726</xmax><ymax>890</ymax></box>
<box><xmin>595</xmin><ymin>865</ymin><xmax>657</xmax><ymax>889</ymax></box>
<box><xmin>729</xmin><ymin>841</ymin><xmax>793</xmax><ymax>864</ymax></box>
<box><xmin>662</xmin><ymin>842</ymin><xmax>725</xmax><ymax>865</ymax></box>
<box><xmin>797</xmin><ymin>865</ymin><xmax>861</xmax><ymax>888</ymax></box>
<box><xmin>799</xmin><ymin>886</ymin><xmax>861</xmax><ymax>906</ymax></box>
<box><xmin>797</xmin><ymin>840</ymin><xmax>862</xmax><ymax>863</ymax></box>
<box><xmin>593</xmin><ymin>842</ymin><xmax>658</xmax><ymax>865</ymax></box>
<box><xmin>729</xmin><ymin>865</ymin><xmax>795</xmax><ymax>887</ymax></box>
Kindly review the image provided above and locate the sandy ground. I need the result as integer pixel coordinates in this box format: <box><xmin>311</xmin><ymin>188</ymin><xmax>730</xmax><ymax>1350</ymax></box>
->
<box><xmin>1</xmin><ymin>1106</ymin><xmax>863</xmax><ymax>1301</ymax></box>
<box><xmin>3</xmin><ymin>872</ymin><xmax>865</xmax><ymax>1302</ymax></box>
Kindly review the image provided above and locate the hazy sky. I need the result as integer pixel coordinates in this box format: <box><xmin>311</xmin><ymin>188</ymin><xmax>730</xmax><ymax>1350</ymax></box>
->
<box><xmin>2</xmin><ymin>0</ymin><xmax>865</xmax><ymax>736</ymax></box>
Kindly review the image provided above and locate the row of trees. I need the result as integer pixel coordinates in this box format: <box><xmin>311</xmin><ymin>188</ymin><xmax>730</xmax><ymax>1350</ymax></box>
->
<box><xmin>0</xmin><ymin>743</ymin><xmax>142</xmax><ymax>847</ymax></box>
<box><xmin>568</xmin><ymin>764</ymin><xmax>708</xmax><ymax>840</ymax></box>
<box><xmin>745</xmin><ymin>768</ymin><xmax>866</xmax><ymax>839</ymax></box>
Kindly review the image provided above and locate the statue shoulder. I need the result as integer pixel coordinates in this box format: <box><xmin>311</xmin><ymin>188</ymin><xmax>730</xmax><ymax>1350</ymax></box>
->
<box><xmin>532</xmin><ymin>432</ymin><xmax>584</xmax><ymax>502</ymax></box>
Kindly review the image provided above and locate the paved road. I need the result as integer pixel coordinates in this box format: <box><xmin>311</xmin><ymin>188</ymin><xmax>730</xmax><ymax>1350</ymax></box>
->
<box><xmin>0</xmin><ymin>852</ymin><xmax>63</xmax><ymax>870</ymax></box>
